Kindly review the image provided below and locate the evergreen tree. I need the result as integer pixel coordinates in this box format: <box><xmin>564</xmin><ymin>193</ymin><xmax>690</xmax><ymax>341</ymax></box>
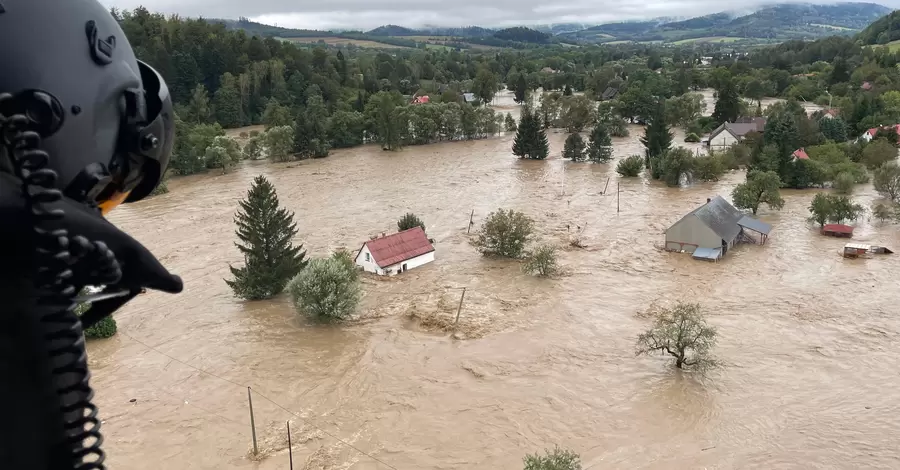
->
<box><xmin>212</xmin><ymin>73</ymin><xmax>243</xmax><ymax>128</ymax></box>
<box><xmin>563</xmin><ymin>133</ymin><xmax>586</xmax><ymax>161</ymax></box>
<box><xmin>505</xmin><ymin>113</ymin><xmax>517</xmax><ymax>132</ymax></box>
<box><xmin>514</xmin><ymin>74</ymin><xmax>527</xmax><ymax>104</ymax></box>
<box><xmin>185</xmin><ymin>84</ymin><xmax>211</xmax><ymax>124</ymax></box>
<box><xmin>586</xmin><ymin>125</ymin><xmax>613</xmax><ymax>163</ymax></box>
<box><xmin>712</xmin><ymin>78</ymin><xmax>741</xmax><ymax>125</ymax></box>
<box><xmin>820</xmin><ymin>117</ymin><xmax>848</xmax><ymax>142</ymax></box>
<box><xmin>512</xmin><ymin>107</ymin><xmax>549</xmax><ymax>160</ymax></box>
<box><xmin>226</xmin><ymin>176</ymin><xmax>308</xmax><ymax>300</ymax></box>
<box><xmin>640</xmin><ymin>100</ymin><xmax>672</xmax><ymax>178</ymax></box>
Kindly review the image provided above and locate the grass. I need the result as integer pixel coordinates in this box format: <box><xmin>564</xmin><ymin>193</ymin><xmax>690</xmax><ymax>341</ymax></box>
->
<box><xmin>672</xmin><ymin>36</ymin><xmax>741</xmax><ymax>45</ymax></box>
<box><xmin>810</xmin><ymin>24</ymin><xmax>852</xmax><ymax>31</ymax></box>
<box><xmin>277</xmin><ymin>36</ymin><xmax>410</xmax><ymax>49</ymax></box>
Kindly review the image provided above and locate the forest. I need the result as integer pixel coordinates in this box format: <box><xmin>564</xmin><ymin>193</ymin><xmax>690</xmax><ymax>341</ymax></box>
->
<box><xmin>114</xmin><ymin>6</ymin><xmax>900</xmax><ymax>204</ymax></box>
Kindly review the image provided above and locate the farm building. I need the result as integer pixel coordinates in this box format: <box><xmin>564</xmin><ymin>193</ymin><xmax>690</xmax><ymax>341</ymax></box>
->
<box><xmin>792</xmin><ymin>148</ymin><xmax>809</xmax><ymax>161</ymax></box>
<box><xmin>706</xmin><ymin>118</ymin><xmax>767</xmax><ymax>150</ymax></box>
<box><xmin>821</xmin><ymin>224</ymin><xmax>854</xmax><ymax>238</ymax></box>
<box><xmin>665</xmin><ymin>196</ymin><xmax>772</xmax><ymax>260</ymax></box>
<box><xmin>354</xmin><ymin>227</ymin><xmax>435</xmax><ymax>276</ymax></box>
<box><xmin>843</xmin><ymin>243</ymin><xmax>893</xmax><ymax>259</ymax></box>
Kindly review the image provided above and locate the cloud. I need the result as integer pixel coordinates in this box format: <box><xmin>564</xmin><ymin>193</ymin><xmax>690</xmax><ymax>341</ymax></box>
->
<box><xmin>100</xmin><ymin>0</ymin><xmax>900</xmax><ymax>30</ymax></box>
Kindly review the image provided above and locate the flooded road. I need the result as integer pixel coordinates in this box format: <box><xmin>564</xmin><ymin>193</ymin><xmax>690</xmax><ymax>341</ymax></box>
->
<box><xmin>92</xmin><ymin>93</ymin><xmax>899</xmax><ymax>469</ymax></box>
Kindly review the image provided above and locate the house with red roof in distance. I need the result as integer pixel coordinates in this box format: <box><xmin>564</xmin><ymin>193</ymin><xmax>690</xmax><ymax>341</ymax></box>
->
<box><xmin>821</xmin><ymin>109</ymin><xmax>839</xmax><ymax>119</ymax></box>
<box><xmin>354</xmin><ymin>227</ymin><xmax>435</xmax><ymax>276</ymax></box>
<box><xmin>861</xmin><ymin>81</ymin><xmax>873</xmax><ymax>91</ymax></box>
<box><xmin>860</xmin><ymin>124</ymin><xmax>900</xmax><ymax>143</ymax></box>
<box><xmin>791</xmin><ymin>148</ymin><xmax>809</xmax><ymax>161</ymax></box>
<box><xmin>411</xmin><ymin>95</ymin><xmax>430</xmax><ymax>105</ymax></box>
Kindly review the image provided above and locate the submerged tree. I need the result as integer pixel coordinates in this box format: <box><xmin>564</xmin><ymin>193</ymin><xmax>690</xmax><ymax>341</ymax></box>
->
<box><xmin>616</xmin><ymin>155</ymin><xmax>644</xmax><ymax>177</ymax></box>
<box><xmin>505</xmin><ymin>113</ymin><xmax>517</xmax><ymax>132</ymax></box>
<box><xmin>523</xmin><ymin>446</ymin><xmax>581</xmax><ymax>470</ymax></box>
<box><xmin>226</xmin><ymin>175</ymin><xmax>308</xmax><ymax>300</ymax></box>
<box><xmin>287</xmin><ymin>250</ymin><xmax>360</xmax><ymax>321</ymax></box>
<box><xmin>640</xmin><ymin>100</ymin><xmax>672</xmax><ymax>177</ymax></box>
<box><xmin>523</xmin><ymin>244</ymin><xmax>560</xmax><ymax>277</ymax></box>
<box><xmin>636</xmin><ymin>302</ymin><xmax>718</xmax><ymax>370</ymax></box>
<box><xmin>731</xmin><ymin>170</ymin><xmax>785</xmax><ymax>215</ymax></box>
<box><xmin>512</xmin><ymin>107</ymin><xmax>549</xmax><ymax>160</ymax></box>
<box><xmin>398</xmin><ymin>213</ymin><xmax>426</xmax><ymax>232</ymax></box>
<box><xmin>563</xmin><ymin>133</ymin><xmax>586</xmax><ymax>162</ymax></box>
<box><xmin>586</xmin><ymin>124</ymin><xmax>613</xmax><ymax>163</ymax></box>
<box><xmin>474</xmin><ymin>209</ymin><xmax>535</xmax><ymax>259</ymax></box>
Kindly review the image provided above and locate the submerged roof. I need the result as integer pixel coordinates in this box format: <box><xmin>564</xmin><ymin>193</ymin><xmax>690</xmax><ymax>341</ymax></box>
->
<box><xmin>675</xmin><ymin>196</ymin><xmax>745</xmax><ymax>242</ymax></box>
<box><xmin>363</xmin><ymin>227</ymin><xmax>434</xmax><ymax>268</ymax></box>
<box><xmin>692</xmin><ymin>247</ymin><xmax>722</xmax><ymax>260</ymax></box>
<box><xmin>738</xmin><ymin>215</ymin><xmax>772</xmax><ymax>235</ymax></box>
<box><xmin>823</xmin><ymin>224</ymin><xmax>853</xmax><ymax>234</ymax></box>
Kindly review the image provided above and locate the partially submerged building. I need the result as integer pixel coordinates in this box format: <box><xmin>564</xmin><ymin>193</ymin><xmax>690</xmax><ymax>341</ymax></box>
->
<box><xmin>706</xmin><ymin>118</ymin><xmax>767</xmax><ymax>151</ymax></box>
<box><xmin>821</xmin><ymin>224</ymin><xmax>853</xmax><ymax>238</ymax></box>
<box><xmin>354</xmin><ymin>227</ymin><xmax>435</xmax><ymax>276</ymax></box>
<box><xmin>665</xmin><ymin>196</ymin><xmax>772</xmax><ymax>261</ymax></box>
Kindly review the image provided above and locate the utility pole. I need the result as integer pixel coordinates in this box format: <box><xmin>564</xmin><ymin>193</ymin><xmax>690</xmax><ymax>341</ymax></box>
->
<box><xmin>247</xmin><ymin>387</ymin><xmax>258</xmax><ymax>456</ymax></box>
<box><xmin>617</xmin><ymin>183</ymin><xmax>620</xmax><ymax>214</ymax></box>
<box><xmin>287</xmin><ymin>421</ymin><xmax>294</xmax><ymax>470</ymax></box>
<box><xmin>454</xmin><ymin>287</ymin><xmax>467</xmax><ymax>326</ymax></box>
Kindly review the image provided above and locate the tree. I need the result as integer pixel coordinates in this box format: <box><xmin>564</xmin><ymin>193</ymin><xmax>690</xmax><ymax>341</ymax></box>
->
<box><xmin>692</xmin><ymin>154</ymin><xmax>726</xmax><ymax>182</ymax></box>
<box><xmin>874</xmin><ymin>162</ymin><xmax>900</xmax><ymax>202</ymax></box>
<box><xmin>262</xmin><ymin>99</ymin><xmax>292</xmax><ymax>129</ymax></box>
<box><xmin>712</xmin><ymin>77</ymin><xmax>740</xmax><ymax>125</ymax></box>
<box><xmin>75</xmin><ymin>290</ymin><xmax>118</xmax><ymax>339</ymax></box>
<box><xmin>287</xmin><ymin>251</ymin><xmax>361</xmax><ymax>321</ymax></box>
<box><xmin>833</xmin><ymin>172</ymin><xmax>856</xmax><ymax>194</ymax></box>
<box><xmin>862</xmin><ymin>139</ymin><xmax>898</xmax><ymax>169</ymax></box>
<box><xmin>872</xmin><ymin>202</ymin><xmax>894</xmax><ymax>223</ymax></box>
<box><xmin>636</xmin><ymin>302</ymin><xmax>718</xmax><ymax>370</ymax></box>
<box><xmin>819</xmin><ymin>117</ymin><xmax>848</xmax><ymax>142</ymax></box>
<box><xmin>808</xmin><ymin>193</ymin><xmax>864</xmax><ymax>226</ymax></box>
<box><xmin>505</xmin><ymin>113</ymin><xmax>517</xmax><ymax>132</ymax></box>
<box><xmin>213</xmin><ymin>73</ymin><xmax>243</xmax><ymax>128</ymax></box>
<box><xmin>640</xmin><ymin>100</ymin><xmax>672</xmax><ymax>177</ymax></box>
<box><xmin>473</xmin><ymin>68</ymin><xmax>498</xmax><ymax>105</ymax></box>
<box><xmin>666</xmin><ymin>93</ymin><xmax>704</xmax><ymax>129</ymax></box>
<box><xmin>808</xmin><ymin>192</ymin><xmax>833</xmax><ymax>227</ymax></box>
<box><xmin>512</xmin><ymin>107</ymin><xmax>549</xmax><ymax>160</ymax></box>
<box><xmin>523</xmin><ymin>446</ymin><xmax>581</xmax><ymax>470</ymax></box>
<box><xmin>558</xmin><ymin>95</ymin><xmax>596</xmax><ymax>132</ymax></box>
<box><xmin>658</xmin><ymin>147</ymin><xmax>694</xmax><ymax>186</ymax></box>
<box><xmin>398</xmin><ymin>213</ymin><xmax>426</xmax><ymax>232</ymax></box>
<box><xmin>243</xmin><ymin>135</ymin><xmax>264</xmax><ymax>160</ymax></box>
<box><xmin>616</xmin><ymin>155</ymin><xmax>644</xmax><ymax>177</ymax></box>
<box><xmin>586</xmin><ymin>124</ymin><xmax>613</xmax><ymax>163</ymax></box>
<box><xmin>646</xmin><ymin>50</ymin><xmax>662</xmax><ymax>70</ymax></box>
<box><xmin>474</xmin><ymin>209</ymin><xmax>535</xmax><ymax>259</ymax></box>
<box><xmin>184</xmin><ymin>84</ymin><xmax>211</xmax><ymax>124</ymax></box>
<box><xmin>365</xmin><ymin>91</ymin><xmax>407</xmax><ymax>151</ymax></box>
<box><xmin>732</xmin><ymin>170</ymin><xmax>785</xmax><ymax>215</ymax></box>
<box><xmin>523</xmin><ymin>244</ymin><xmax>559</xmax><ymax>277</ymax></box>
<box><xmin>265</xmin><ymin>125</ymin><xmax>295</xmax><ymax>162</ymax></box>
<box><xmin>563</xmin><ymin>133</ymin><xmax>586</xmax><ymax>162</ymax></box>
<box><xmin>226</xmin><ymin>175</ymin><xmax>308</xmax><ymax>300</ymax></box>
<box><xmin>514</xmin><ymin>74</ymin><xmax>527</xmax><ymax>104</ymax></box>
<box><xmin>744</xmin><ymin>79</ymin><xmax>765</xmax><ymax>107</ymax></box>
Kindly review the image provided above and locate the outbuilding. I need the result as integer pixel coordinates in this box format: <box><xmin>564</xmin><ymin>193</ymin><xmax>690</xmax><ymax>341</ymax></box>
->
<box><xmin>821</xmin><ymin>224</ymin><xmax>853</xmax><ymax>238</ymax></box>
<box><xmin>354</xmin><ymin>227</ymin><xmax>435</xmax><ymax>276</ymax></box>
<box><xmin>665</xmin><ymin>196</ymin><xmax>772</xmax><ymax>258</ymax></box>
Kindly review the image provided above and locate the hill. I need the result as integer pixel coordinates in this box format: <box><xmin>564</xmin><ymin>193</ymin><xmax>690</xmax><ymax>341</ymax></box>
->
<box><xmin>492</xmin><ymin>26</ymin><xmax>551</xmax><ymax>43</ymax></box>
<box><xmin>857</xmin><ymin>9</ymin><xmax>900</xmax><ymax>44</ymax></box>
<box><xmin>366</xmin><ymin>24</ymin><xmax>419</xmax><ymax>36</ymax></box>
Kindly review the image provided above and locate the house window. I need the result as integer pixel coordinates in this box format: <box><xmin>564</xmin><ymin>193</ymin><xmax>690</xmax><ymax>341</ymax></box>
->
<box><xmin>365</xmin><ymin>253</ymin><xmax>370</xmax><ymax>261</ymax></box>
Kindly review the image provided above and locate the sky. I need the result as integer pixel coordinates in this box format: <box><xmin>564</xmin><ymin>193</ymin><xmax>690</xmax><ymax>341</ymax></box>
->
<box><xmin>100</xmin><ymin>0</ymin><xmax>898</xmax><ymax>31</ymax></box>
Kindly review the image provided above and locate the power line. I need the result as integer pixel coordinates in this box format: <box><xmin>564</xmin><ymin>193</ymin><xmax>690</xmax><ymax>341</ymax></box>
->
<box><xmin>118</xmin><ymin>332</ymin><xmax>399</xmax><ymax>470</ymax></box>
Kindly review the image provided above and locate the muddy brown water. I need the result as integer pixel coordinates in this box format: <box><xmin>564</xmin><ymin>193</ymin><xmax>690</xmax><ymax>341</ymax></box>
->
<box><xmin>92</xmin><ymin>91</ymin><xmax>899</xmax><ymax>469</ymax></box>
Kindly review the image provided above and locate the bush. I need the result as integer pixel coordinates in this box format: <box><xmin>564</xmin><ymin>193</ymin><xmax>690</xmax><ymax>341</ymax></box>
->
<box><xmin>872</xmin><ymin>202</ymin><xmax>895</xmax><ymax>223</ymax></box>
<box><xmin>239</xmin><ymin>131</ymin><xmax>249</xmax><ymax>139</ymax></box>
<box><xmin>693</xmin><ymin>154</ymin><xmax>726</xmax><ymax>181</ymax></box>
<box><xmin>523</xmin><ymin>446</ymin><xmax>581</xmax><ymax>470</ymax></box>
<box><xmin>149</xmin><ymin>175</ymin><xmax>169</xmax><ymax>197</ymax></box>
<box><xmin>287</xmin><ymin>252</ymin><xmax>361</xmax><ymax>321</ymax></box>
<box><xmin>75</xmin><ymin>290</ymin><xmax>118</xmax><ymax>339</ymax></box>
<box><xmin>523</xmin><ymin>244</ymin><xmax>559</xmax><ymax>277</ymax></box>
<box><xmin>832</xmin><ymin>172</ymin><xmax>856</xmax><ymax>194</ymax></box>
<box><xmin>249</xmin><ymin>130</ymin><xmax>261</xmax><ymax>137</ymax></box>
<box><xmin>684</xmin><ymin>132</ymin><xmax>700</xmax><ymax>143</ymax></box>
<box><xmin>474</xmin><ymin>209</ymin><xmax>535</xmax><ymax>259</ymax></box>
<box><xmin>861</xmin><ymin>139</ymin><xmax>897</xmax><ymax>169</ymax></box>
<box><xmin>616</xmin><ymin>155</ymin><xmax>644</xmax><ymax>177</ymax></box>
<box><xmin>398</xmin><ymin>213</ymin><xmax>426</xmax><ymax>232</ymax></box>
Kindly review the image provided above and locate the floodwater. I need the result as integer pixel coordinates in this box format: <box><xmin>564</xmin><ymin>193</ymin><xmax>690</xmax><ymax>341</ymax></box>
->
<box><xmin>91</xmin><ymin>91</ymin><xmax>899</xmax><ymax>470</ymax></box>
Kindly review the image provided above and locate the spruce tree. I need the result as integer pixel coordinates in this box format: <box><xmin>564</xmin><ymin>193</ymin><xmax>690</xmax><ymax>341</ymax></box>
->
<box><xmin>712</xmin><ymin>78</ymin><xmax>741</xmax><ymax>125</ymax></box>
<box><xmin>512</xmin><ymin>107</ymin><xmax>549</xmax><ymax>160</ymax></box>
<box><xmin>640</xmin><ymin>100</ymin><xmax>673</xmax><ymax>178</ymax></box>
<box><xmin>226</xmin><ymin>175</ymin><xmax>308</xmax><ymax>300</ymax></box>
<box><xmin>563</xmin><ymin>133</ymin><xmax>586</xmax><ymax>161</ymax></box>
<box><xmin>586</xmin><ymin>124</ymin><xmax>613</xmax><ymax>163</ymax></box>
<box><xmin>514</xmin><ymin>74</ymin><xmax>527</xmax><ymax>104</ymax></box>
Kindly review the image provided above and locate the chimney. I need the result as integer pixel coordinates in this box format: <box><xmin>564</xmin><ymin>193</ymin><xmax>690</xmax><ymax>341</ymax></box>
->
<box><xmin>381</xmin><ymin>231</ymin><xmax>386</xmax><ymax>238</ymax></box>
<box><xmin>706</xmin><ymin>198</ymin><xmax>711</xmax><ymax>203</ymax></box>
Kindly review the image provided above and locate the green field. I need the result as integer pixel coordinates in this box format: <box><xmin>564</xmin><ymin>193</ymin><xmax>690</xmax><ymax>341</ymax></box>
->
<box><xmin>870</xmin><ymin>39</ymin><xmax>900</xmax><ymax>52</ymax></box>
<box><xmin>810</xmin><ymin>23</ymin><xmax>853</xmax><ymax>31</ymax></box>
<box><xmin>672</xmin><ymin>36</ymin><xmax>742</xmax><ymax>45</ymax></box>
<box><xmin>276</xmin><ymin>36</ymin><xmax>410</xmax><ymax>49</ymax></box>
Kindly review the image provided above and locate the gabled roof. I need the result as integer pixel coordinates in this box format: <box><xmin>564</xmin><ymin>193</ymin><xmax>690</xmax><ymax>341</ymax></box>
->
<box><xmin>737</xmin><ymin>215</ymin><xmax>772</xmax><ymax>235</ymax></box>
<box><xmin>601</xmin><ymin>87</ymin><xmax>618</xmax><ymax>100</ymax></box>
<box><xmin>670</xmin><ymin>196</ymin><xmax>744</xmax><ymax>242</ymax></box>
<box><xmin>362</xmin><ymin>227</ymin><xmax>434</xmax><ymax>268</ymax></box>
<box><xmin>792</xmin><ymin>148</ymin><xmax>809</xmax><ymax>160</ymax></box>
<box><xmin>462</xmin><ymin>92</ymin><xmax>477</xmax><ymax>102</ymax></box>
<box><xmin>709</xmin><ymin>120</ymin><xmax>764</xmax><ymax>142</ymax></box>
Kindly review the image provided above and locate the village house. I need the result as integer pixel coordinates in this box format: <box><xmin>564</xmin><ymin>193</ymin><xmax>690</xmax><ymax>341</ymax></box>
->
<box><xmin>822</xmin><ymin>109</ymin><xmax>839</xmax><ymax>119</ymax></box>
<box><xmin>354</xmin><ymin>227</ymin><xmax>435</xmax><ymax>276</ymax></box>
<box><xmin>706</xmin><ymin>117</ymin><xmax>767</xmax><ymax>150</ymax></box>
<box><xmin>600</xmin><ymin>86</ymin><xmax>619</xmax><ymax>101</ymax></box>
<box><xmin>791</xmin><ymin>148</ymin><xmax>809</xmax><ymax>161</ymax></box>
<box><xmin>860</xmin><ymin>124</ymin><xmax>900</xmax><ymax>143</ymax></box>
<box><xmin>665</xmin><ymin>196</ymin><xmax>772</xmax><ymax>261</ymax></box>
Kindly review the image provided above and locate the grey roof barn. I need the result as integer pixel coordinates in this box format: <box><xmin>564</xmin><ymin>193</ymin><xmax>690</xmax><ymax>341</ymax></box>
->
<box><xmin>665</xmin><ymin>196</ymin><xmax>772</xmax><ymax>260</ymax></box>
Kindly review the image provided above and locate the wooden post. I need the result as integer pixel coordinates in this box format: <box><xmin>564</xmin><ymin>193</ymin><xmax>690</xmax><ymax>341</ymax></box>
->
<box><xmin>617</xmin><ymin>183</ymin><xmax>620</xmax><ymax>214</ymax></box>
<box><xmin>247</xmin><ymin>387</ymin><xmax>258</xmax><ymax>456</ymax></box>
<box><xmin>287</xmin><ymin>421</ymin><xmax>294</xmax><ymax>470</ymax></box>
<box><xmin>454</xmin><ymin>287</ymin><xmax>467</xmax><ymax>325</ymax></box>
<box><xmin>603</xmin><ymin>177</ymin><xmax>610</xmax><ymax>195</ymax></box>
<box><xmin>467</xmin><ymin>209</ymin><xmax>474</xmax><ymax>234</ymax></box>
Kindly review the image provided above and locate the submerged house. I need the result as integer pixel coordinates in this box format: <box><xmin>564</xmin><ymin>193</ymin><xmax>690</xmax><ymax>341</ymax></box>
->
<box><xmin>706</xmin><ymin>118</ymin><xmax>766</xmax><ymax>150</ymax></box>
<box><xmin>354</xmin><ymin>227</ymin><xmax>435</xmax><ymax>276</ymax></box>
<box><xmin>665</xmin><ymin>196</ymin><xmax>772</xmax><ymax>261</ymax></box>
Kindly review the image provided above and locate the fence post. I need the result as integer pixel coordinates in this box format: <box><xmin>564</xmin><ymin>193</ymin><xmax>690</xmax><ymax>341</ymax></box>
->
<box><xmin>454</xmin><ymin>287</ymin><xmax>467</xmax><ymax>325</ymax></box>
<box><xmin>467</xmin><ymin>209</ymin><xmax>475</xmax><ymax>234</ymax></box>
<box><xmin>247</xmin><ymin>387</ymin><xmax>258</xmax><ymax>456</ymax></box>
<box><xmin>287</xmin><ymin>420</ymin><xmax>294</xmax><ymax>470</ymax></box>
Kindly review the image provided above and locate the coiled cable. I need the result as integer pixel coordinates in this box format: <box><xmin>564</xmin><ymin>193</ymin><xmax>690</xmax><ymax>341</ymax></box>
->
<box><xmin>1</xmin><ymin>93</ymin><xmax>120</xmax><ymax>469</ymax></box>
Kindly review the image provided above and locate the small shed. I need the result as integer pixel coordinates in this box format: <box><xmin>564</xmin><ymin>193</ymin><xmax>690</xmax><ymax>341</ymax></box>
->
<box><xmin>822</xmin><ymin>224</ymin><xmax>853</xmax><ymax>238</ymax></box>
<box><xmin>843</xmin><ymin>243</ymin><xmax>893</xmax><ymax>258</ymax></box>
<box><xmin>354</xmin><ymin>227</ymin><xmax>435</xmax><ymax>276</ymax></box>
<box><xmin>665</xmin><ymin>196</ymin><xmax>772</xmax><ymax>258</ymax></box>
<box><xmin>691</xmin><ymin>247</ymin><xmax>722</xmax><ymax>262</ymax></box>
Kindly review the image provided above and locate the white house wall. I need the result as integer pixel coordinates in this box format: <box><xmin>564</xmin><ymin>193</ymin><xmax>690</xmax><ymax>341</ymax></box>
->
<box><xmin>665</xmin><ymin>215</ymin><xmax>722</xmax><ymax>253</ymax></box>
<box><xmin>709</xmin><ymin>130</ymin><xmax>738</xmax><ymax>150</ymax></box>
<box><xmin>384</xmin><ymin>251</ymin><xmax>435</xmax><ymax>275</ymax></box>
<box><xmin>354</xmin><ymin>245</ymin><xmax>385</xmax><ymax>275</ymax></box>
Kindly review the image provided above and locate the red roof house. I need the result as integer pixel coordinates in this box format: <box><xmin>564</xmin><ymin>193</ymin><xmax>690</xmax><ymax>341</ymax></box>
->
<box><xmin>792</xmin><ymin>148</ymin><xmax>809</xmax><ymax>161</ymax></box>
<box><xmin>354</xmin><ymin>227</ymin><xmax>435</xmax><ymax>275</ymax></box>
<box><xmin>411</xmin><ymin>95</ymin><xmax>430</xmax><ymax>104</ymax></box>
<box><xmin>821</xmin><ymin>224</ymin><xmax>854</xmax><ymax>238</ymax></box>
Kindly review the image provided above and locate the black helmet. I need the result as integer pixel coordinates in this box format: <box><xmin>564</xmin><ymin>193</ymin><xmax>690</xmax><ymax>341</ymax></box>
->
<box><xmin>0</xmin><ymin>0</ymin><xmax>174</xmax><ymax>214</ymax></box>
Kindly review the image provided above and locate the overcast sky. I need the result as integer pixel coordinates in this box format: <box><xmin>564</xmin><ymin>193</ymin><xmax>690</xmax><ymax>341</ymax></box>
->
<box><xmin>100</xmin><ymin>0</ymin><xmax>898</xmax><ymax>30</ymax></box>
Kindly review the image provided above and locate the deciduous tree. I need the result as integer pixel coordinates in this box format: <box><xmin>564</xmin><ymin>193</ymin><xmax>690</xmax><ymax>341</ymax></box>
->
<box><xmin>732</xmin><ymin>170</ymin><xmax>785</xmax><ymax>215</ymax></box>
<box><xmin>636</xmin><ymin>302</ymin><xmax>718</xmax><ymax>370</ymax></box>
